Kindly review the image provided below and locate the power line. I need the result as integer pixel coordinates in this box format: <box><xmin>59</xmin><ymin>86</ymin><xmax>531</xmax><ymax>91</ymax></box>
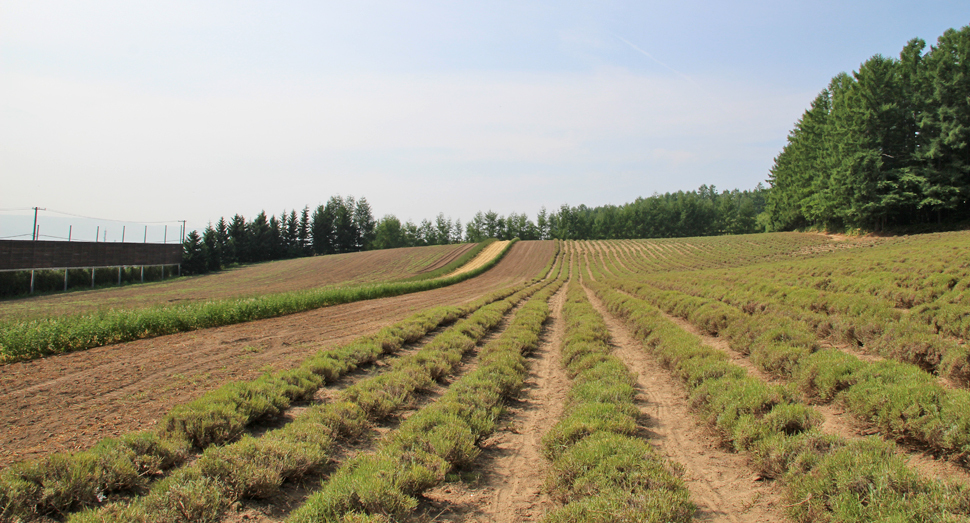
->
<box><xmin>43</xmin><ymin>208</ymin><xmax>180</xmax><ymax>225</ymax></box>
<box><xmin>1</xmin><ymin>207</ymin><xmax>181</xmax><ymax>224</ymax></box>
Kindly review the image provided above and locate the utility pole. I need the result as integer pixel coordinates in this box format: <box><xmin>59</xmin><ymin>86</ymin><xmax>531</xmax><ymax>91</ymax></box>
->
<box><xmin>31</xmin><ymin>207</ymin><xmax>46</xmax><ymax>241</ymax></box>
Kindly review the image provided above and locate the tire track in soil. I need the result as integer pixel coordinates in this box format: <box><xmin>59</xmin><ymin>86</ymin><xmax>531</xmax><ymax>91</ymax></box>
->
<box><xmin>221</xmin><ymin>289</ymin><xmax>536</xmax><ymax>523</ymax></box>
<box><xmin>418</xmin><ymin>285</ymin><xmax>569</xmax><ymax>523</ymax></box>
<box><xmin>584</xmin><ymin>286</ymin><xmax>786</xmax><ymax>523</ymax></box>
<box><xmin>656</xmin><ymin>302</ymin><xmax>970</xmax><ymax>491</ymax></box>
<box><xmin>0</xmin><ymin>241</ymin><xmax>556</xmax><ymax>468</ymax></box>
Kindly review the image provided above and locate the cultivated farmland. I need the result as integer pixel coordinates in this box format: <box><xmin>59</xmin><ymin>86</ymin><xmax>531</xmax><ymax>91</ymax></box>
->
<box><xmin>0</xmin><ymin>243</ymin><xmax>477</xmax><ymax>323</ymax></box>
<box><xmin>3</xmin><ymin>232</ymin><xmax>970</xmax><ymax>523</ymax></box>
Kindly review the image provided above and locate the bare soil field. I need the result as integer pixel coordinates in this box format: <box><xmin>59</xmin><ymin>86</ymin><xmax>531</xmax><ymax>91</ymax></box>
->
<box><xmin>0</xmin><ymin>243</ymin><xmax>475</xmax><ymax>322</ymax></box>
<box><xmin>0</xmin><ymin>240</ymin><xmax>553</xmax><ymax>467</ymax></box>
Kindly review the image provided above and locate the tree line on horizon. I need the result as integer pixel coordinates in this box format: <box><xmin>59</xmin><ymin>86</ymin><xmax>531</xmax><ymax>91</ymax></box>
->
<box><xmin>181</xmin><ymin>186</ymin><xmax>766</xmax><ymax>274</ymax></box>
<box><xmin>761</xmin><ymin>24</ymin><xmax>970</xmax><ymax>232</ymax></box>
<box><xmin>182</xmin><ymin>26</ymin><xmax>970</xmax><ymax>275</ymax></box>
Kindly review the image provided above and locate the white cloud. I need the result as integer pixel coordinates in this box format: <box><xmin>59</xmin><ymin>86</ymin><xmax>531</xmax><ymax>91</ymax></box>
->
<box><xmin>0</xmin><ymin>66</ymin><xmax>809</xmax><ymax>228</ymax></box>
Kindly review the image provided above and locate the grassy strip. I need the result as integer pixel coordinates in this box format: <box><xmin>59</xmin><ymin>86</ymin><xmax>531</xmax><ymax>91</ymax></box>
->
<box><xmin>612</xmin><ymin>277</ymin><xmax>970</xmax><ymax>462</ymax></box>
<box><xmin>0</xmin><ymin>278</ymin><xmax>540</xmax><ymax>521</ymax></box>
<box><xmin>588</xmin><ymin>279</ymin><xmax>970</xmax><ymax>522</ymax></box>
<box><xmin>539</xmin><ymin>279</ymin><xmax>694</xmax><ymax>523</ymax></box>
<box><xmin>286</xmin><ymin>254</ymin><xmax>566</xmax><ymax>523</ymax></box>
<box><xmin>401</xmin><ymin>239</ymin><xmax>496</xmax><ymax>281</ymax></box>
<box><xmin>63</xmin><ymin>275</ymin><xmax>551</xmax><ymax>522</ymax></box>
<box><xmin>0</xmin><ymin>240</ymin><xmax>518</xmax><ymax>364</ymax></box>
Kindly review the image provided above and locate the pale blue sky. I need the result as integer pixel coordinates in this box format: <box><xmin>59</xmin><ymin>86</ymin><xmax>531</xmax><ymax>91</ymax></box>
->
<box><xmin>2</xmin><ymin>1</ymin><xmax>968</xmax><ymax>239</ymax></box>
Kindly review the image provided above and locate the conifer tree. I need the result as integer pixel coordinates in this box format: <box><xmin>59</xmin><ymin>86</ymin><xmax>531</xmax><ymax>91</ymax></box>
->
<box><xmin>353</xmin><ymin>197</ymin><xmax>376</xmax><ymax>250</ymax></box>
<box><xmin>202</xmin><ymin>223</ymin><xmax>222</xmax><ymax>271</ymax></box>
<box><xmin>299</xmin><ymin>206</ymin><xmax>312</xmax><ymax>255</ymax></box>
<box><xmin>312</xmin><ymin>199</ymin><xmax>337</xmax><ymax>254</ymax></box>
<box><xmin>181</xmin><ymin>230</ymin><xmax>207</xmax><ymax>275</ymax></box>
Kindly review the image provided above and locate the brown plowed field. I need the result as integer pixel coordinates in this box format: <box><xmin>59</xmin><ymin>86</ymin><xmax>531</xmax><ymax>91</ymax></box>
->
<box><xmin>0</xmin><ymin>243</ymin><xmax>476</xmax><ymax>322</ymax></box>
<box><xmin>0</xmin><ymin>240</ymin><xmax>555</xmax><ymax>467</ymax></box>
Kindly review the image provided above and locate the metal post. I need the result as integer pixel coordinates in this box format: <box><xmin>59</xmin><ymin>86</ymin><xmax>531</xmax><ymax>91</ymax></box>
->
<box><xmin>178</xmin><ymin>264</ymin><xmax>181</xmax><ymax>276</ymax></box>
<box><xmin>140</xmin><ymin>266</ymin><xmax>144</xmax><ymax>283</ymax></box>
<box><xmin>64</xmin><ymin>269</ymin><xmax>69</xmax><ymax>291</ymax></box>
<box><xmin>91</xmin><ymin>268</ymin><xmax>95</xmax><ymax>288</ymax></box>
<box><xmin>31</xmin><ymin>207</ymin><xmax>45</xmax><ymax>240</ymax></box>
<box><xmin>68</xmin><ymin>225</ymin><xmax>72</xmax><ymax>241</ymax></box>
<box><xmin>118</xmin><ymin>266</ymin><xmax>122</xmax><ymax>285</ymax></box>
<box><xmin>164</xmin><ymin>225</ymin><xmax>167</xmax><ymax>243</ymax></box>
<box><xmin>122</xmin><ymin>226</ymin><xmax>125</xmax><ymax>242</ymax></box>
<box><xmin>96</xmin><ymin>226</ymin><xmax>99</xmax><ymax>242</ymax></box>
<box><xmin>144</xmin><ymin>226</ymin><xmax>147</xmax><ymax>243</ymax></box>
<box><xmin>179</xmin><ymin>220</ymin><xmax>186</xmax><ymax>242</ymax></box>
<box><xmin>30</xmin><ymin>270</ymin><xmax>35</xmax><ymax>294</ymax></box>
<box><xmin>103</xmin><ymin>230</ymin><xmax>106</xmax><ymax>242</ymax></box>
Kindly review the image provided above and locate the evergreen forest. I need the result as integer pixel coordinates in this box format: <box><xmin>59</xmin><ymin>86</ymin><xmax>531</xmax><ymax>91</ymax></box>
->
<box><xmin>761</xmin><ymin>25</ymin><xmax>970</xmax><ymax>231</ymax></box>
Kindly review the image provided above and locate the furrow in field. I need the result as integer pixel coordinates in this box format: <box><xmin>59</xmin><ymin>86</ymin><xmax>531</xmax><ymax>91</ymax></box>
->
<box><xmin>0</xmin><ymin>241</ymin><xmax>556</xmax><ymax>467</ymax></box>
<box><xmin>226</xmin><ymin>298</ymin><xmax>528</xmax><ymax>523</ymax></box>
<box><xmin>588</xmin><ymin>278</ymin><xmax>970</xmax><ymax>522</ymax></box>
<box><xmin>584</xmin><ymin>285</ymin><xmax>785</xmax><ymax>522</ymax></box>
<box><xmin>283</xmin><ymin>255</ymin><xmax>566</xmax><ymax>523</ymax></box>
<box><xmin>418</xmin><ymin>284</ymin><xmax>570</xmax><ymax>523</ymax></box>
<box><xmin>60</xmin><ymin>277</ymin><xmax>552</xmax><ymax>523</ymax></box>
<box><xmin>659</xmin><ymin>294</ymin><xmax>970</xmax><ymax>490</ymax></box>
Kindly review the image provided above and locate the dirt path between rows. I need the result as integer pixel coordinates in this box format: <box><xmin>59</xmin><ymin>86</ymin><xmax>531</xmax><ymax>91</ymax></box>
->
<box><xmin>420</xmin><ymin>285</ymin><xmax>569</xmax><ymax>522</ymax></box>
<box><xmin>224</xmin><ymin>298</ymin><xmax>530</xmax><ymax>523</ymax></box>
<box><xmin>0</xmin><ymin>241</ymin><xmax>556</xmax><ymax>468</ymax></box>
<box><xmin>584</xmin><ymin>286</ymin><xmax>786</xmax><ymax>523</ymax></box>
<box><xmin>659</xmin><ymin>304</ymin><xmax>970</xmax><ymax>490</ymax></box>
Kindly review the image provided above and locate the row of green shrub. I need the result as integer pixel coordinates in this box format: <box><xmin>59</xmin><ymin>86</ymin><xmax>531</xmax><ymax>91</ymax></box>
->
<box><xmin>611</xmin><ymin>233</ymin><xmax>970</xmax><ymax>374</ymax></box>
<box><xmin>612</xmin><ymin>277</ymin><xmax>970</xmax><ymax>461</ymax></box>
<box><xmin>0</xmin><ymin>240</ymin><xmax>518</xmax><ymax>363</ymax></box>
<box><xmin>540</xmin><ymin>277</ymin><xmax>694</xmax><ymax>523</ymax></box>
<box><xmin>60</xmin><ymin>271</ymin><xmax>554</xmax><ymax>522</ymax></box>
<box><xmin>288</xmin><ymin>249</ymin><xmax>566</xmax><ymax>522</ymax></box>
<box><xmin>0</xmin><ymin>270</ymin><xmax>542</xmax><ymax>521</ymax></box>
<box><xmin>588</xmin><ymin>278</ymin><xmax>970</xmax><ymax>522</ymax></box>
<box><xmin>629</xmin><ymin>258</ymin><xmax>970</xmax><ymax>384</ymax></box>
<box><xmin>0</xmin><ymin>305</ymin><xmax>458</xmax><ymax>520</ymax></box>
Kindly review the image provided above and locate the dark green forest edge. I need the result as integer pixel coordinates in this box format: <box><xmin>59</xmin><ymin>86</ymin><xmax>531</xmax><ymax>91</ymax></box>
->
<box><xmin>764</xmin><ymin>25</ymin><xmax>970</xmax><ymax>232</ymax></box>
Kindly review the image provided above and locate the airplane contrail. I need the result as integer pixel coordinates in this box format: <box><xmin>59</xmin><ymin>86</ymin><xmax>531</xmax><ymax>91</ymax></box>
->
<box><xmin>614</xmin><ymin>34</ymin><xmax>706</xmax><ymax>92</ymax></box>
